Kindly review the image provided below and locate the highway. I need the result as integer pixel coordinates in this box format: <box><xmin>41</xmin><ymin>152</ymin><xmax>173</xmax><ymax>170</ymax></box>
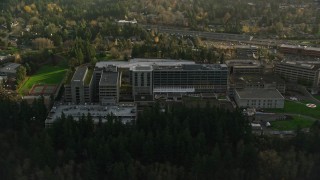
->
<box><xmin>142</xmin><ymin>24</ymin><xmax>294</xmax><ymax>48</ymax></box>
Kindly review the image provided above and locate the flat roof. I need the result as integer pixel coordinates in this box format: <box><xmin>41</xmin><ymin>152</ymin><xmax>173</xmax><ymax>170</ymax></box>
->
<box><xmin>100</xmin><ymin>72</ymin><xmax>118</xmax><ymax>86</ymax></box>
<box><xmin>95</xmin><ymin>58</ymin><xmax>196</xmax><ymax>69</ymax></box>
<box><xmin>0</xmin><ymin>63</ymin><xmax>21</xmax><ymax>73</ymax></box>
<box><xmin>46</xmin><ymin>103</ymin><xmax>137</xmax><ymax>124</ymax></box>
<box><xmin>225</xmin><ymin>59</ymin><xmax>261</xmax><ymax>67</ymax></box>
<box><xmin>96</xmin><ymin>59</ymin><xmax>228</xmax><ymax>72</ymax></box>
<box><xmin>235</xmin><ymin>89</ymin><xmax>284</xmax><ymax>99</ymax></box>
<box><xmin>131</xmin><ymin>65</ymin><xmax>153</xmax><ymax>71</ymax></box>
<box><xmin>153</xmin><ymin>64</ymin><xmax>228</xmax><ymax>71</ymax></box>
<box><xmin>72</xmin><ymin>66</ymin><xmax>87</xmax><ymax>82</ymax></box>
<box><xmin>277</xmin><ymin>61</ymin><xmax>320</xmax><ymax>70</ymax></box>
<box><xmin>231</xmin><ymin>74</ymin><xmax>285</xmax><ymax>84</ymax></box>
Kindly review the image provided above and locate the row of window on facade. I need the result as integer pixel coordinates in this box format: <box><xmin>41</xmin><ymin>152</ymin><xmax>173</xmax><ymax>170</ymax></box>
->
<box><xmin>134</xmin><ymin>73</ymin><xmax>151</xmax><ymax>87</ymax></box>
<box><xmin>246</xmin><ymin>99</ymin><xmax>277</xmax><ymax>106</ymax></box>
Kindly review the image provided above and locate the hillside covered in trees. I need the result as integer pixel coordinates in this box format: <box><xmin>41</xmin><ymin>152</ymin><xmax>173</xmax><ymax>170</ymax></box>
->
<box><xmin>0</xmin><ymin>0</ymin><xmax>318</xmax><ymax>67</ymax></box>
<box><xmin>1</xmin><ymin>90</ymin><xmax>320</xmax><ymax>179</ymax></box>
<box><xmin>1</xmin><ymin>0</ymin><xmax>319</xmax><ymax>42</ymax></box>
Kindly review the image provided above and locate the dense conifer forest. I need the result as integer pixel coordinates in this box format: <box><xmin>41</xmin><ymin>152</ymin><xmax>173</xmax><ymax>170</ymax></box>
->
<box><xmin>1</xmin><ymin>91</ymin><xmax>320</xmax><ymax>179</ymax></box>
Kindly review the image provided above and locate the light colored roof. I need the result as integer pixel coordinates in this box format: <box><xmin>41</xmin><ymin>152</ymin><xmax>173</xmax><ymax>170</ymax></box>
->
<box><xmin>95</xmin><ymin>58</ymin><xmax>196</xmax><ymax>69</ymax></box>
<box><xmin>0</xmin><ymin>63</ymin><xmax>21</xmax><ymax>73</ymax></box>
<box><xmin>235</xmin><ymin>89</ymin><xmax>284</xmax><ymax>99</ymax></box>
<box><xmin>117</xmin><ymin>19</ymin><xmax>137</xmax><ymax>24</ymax></box>
<box><xmin>131</xmin><ymin>65</ymin><xmax>153</xmax><ymax>71</ymax></box>
<box><xmin>96</xmin><ymin>59</ymin><xmax>227</xmax><ymax>72</ymax></box>
<box><xmin>46</xmin><ymin>103</ymin><xmax>137</xmax><ymax>124</ymax></box>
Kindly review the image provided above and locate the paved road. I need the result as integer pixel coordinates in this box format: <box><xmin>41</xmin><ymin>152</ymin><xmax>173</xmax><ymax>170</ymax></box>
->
<box><xmin>142</xmin><ymin>24</ymin><xmax>296</xmax><ymax>47</ymax></box>
<box><xmin>283</xmin><ymin>113</ymin><xmax>320</xmax><ymax>121</ymax></box>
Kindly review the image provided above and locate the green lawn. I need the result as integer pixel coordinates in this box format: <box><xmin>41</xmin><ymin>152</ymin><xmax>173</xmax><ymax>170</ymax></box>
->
<box><xmin>267</xmin><ymin>100</ymin><xmax>320</xmax><ymax>119</ymax></box>
<box><xmin>271</xmin><ymin>116</ymin><xmax>315</xmax><ymax>131</ymax></box>
<box><xmin>19</xmin><ymin>62</ymin><xmax>68</xmax><ymax>95</ymax></box>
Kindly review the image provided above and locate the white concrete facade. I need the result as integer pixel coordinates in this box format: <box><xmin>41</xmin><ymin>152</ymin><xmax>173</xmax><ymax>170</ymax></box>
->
<box><xmin>235</xmin><ymin>89</ymin><xmax>284</xmax><ymax>109</ymax></box>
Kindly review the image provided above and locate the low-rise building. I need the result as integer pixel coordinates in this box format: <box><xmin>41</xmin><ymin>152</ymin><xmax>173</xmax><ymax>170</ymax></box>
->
<box><xmin>45</xmin><ymin>103</ymin><xmax>137</xmax><ymax>127</ymax></box>
<box><xmin>235</xmin><ymin>45</ymin><xmax>258</xmax><ymax>59</ymax></box>
<box><xmin>274</xmin><ymin>61</ymin><xmax>320</xmax><ymax>92</ymax></box>
<box><xmin>0</xmin><ymin>63</ymin><xmax>21</xmax><ymax>77</ymax></box>
<box><xmin>279</xmin><ymin>44</ymin><xmax>320</xmax><ymax>57</ymax></box>
<box><xmin>226</xmin><ymin>59</ymin><xmax>262</xmax><ymax>75</ymax></box>
<box><xmin>229</xmin><ymin>74</ymin><xmax>286</xmax><ymax>95</ymax></box>
<box><xmin>234</xmin><ymin>89</ymin><xmax>284</xmax><ymax>109</ymax></box>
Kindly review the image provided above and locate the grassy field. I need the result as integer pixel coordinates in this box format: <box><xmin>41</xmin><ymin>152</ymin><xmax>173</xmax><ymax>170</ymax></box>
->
<box><xmin>19</xmin><ymin>61</ymin><xmax>68</xmax><ymax>95</ymax></box>
<box><xmin>271</xmin><ymin>116</ymin><xmax>315</xmax><ymax>131</ymax></box>
<box><xmin>267</xmin><ymin>100</ymin><xmax>320</xmax><ymax>119</ymax></box>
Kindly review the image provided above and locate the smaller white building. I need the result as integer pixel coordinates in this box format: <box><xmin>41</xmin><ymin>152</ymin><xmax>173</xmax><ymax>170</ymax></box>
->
<box><xmin>235</xmin><ymin>89</ymin><xmax>284</xmax><ymax>109</ymax></box>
